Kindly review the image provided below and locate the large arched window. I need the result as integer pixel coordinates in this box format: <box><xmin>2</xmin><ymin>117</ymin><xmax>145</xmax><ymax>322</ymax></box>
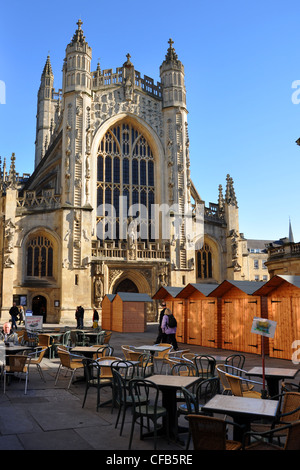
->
<box><xmin>26</xmin><ymin>235</ymin><xmax>54</xmax><ymax>278</ymax></box>
<box><xmin>197</xmin><ymin>243</ymin><xmax>213</xmax><ymax>279</ymax></box>
<box><xmin>97</xmin><ymin>121</ymin><xmax>155</xmax><ymax>242</ymax></box>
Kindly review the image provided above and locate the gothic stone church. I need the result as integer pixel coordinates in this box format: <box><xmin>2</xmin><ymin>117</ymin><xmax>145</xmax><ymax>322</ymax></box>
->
<box><xmin>0</xmin><ymin>21</ymin><xmax>255</xmax><ymax>323</ymax></box>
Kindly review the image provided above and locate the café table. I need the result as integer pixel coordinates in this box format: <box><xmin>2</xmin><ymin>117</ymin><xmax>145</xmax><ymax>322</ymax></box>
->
<box><xmin>202</xmin><ymin>394</ymin><xmax>280</xmax><ymax>441</ymax></box>
<box><xmin>71</xmin><ymin>345</ymin><xmax>107</xmax><ymax>358</ymax></box>
<box><xmin>146</xmin><ymin>374</ymin><xmax>201</xmax><ymax>443</ymax></box>
<box><xmin>134</xmin><ymin>345</ymin><xmax>170</xmax><ymax>353</ymax></box>
<box><xmin>245</xmin><ymin>367</ymin><xmax>300</xmax><ymax>397</ymax></box>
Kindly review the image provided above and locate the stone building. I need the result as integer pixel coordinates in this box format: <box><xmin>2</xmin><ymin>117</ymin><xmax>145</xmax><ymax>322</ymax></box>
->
<box><xmin>0</xmin><ymin>21</ymin><xmax>261</xmax><ymax>323</ymax></box>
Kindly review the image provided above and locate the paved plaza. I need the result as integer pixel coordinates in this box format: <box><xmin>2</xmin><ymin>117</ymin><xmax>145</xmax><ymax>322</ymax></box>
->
<box><xmin>0</xmin><ymin>322</ymin><xmax>298</xmax><ymax>454</ymax></box>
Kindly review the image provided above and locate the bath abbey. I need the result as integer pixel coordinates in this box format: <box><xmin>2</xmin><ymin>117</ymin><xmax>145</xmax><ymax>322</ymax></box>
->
<box><xmin>0</xmin><ymin>21</ymin><xmax>269</xmax><ymax>323</ymax></box>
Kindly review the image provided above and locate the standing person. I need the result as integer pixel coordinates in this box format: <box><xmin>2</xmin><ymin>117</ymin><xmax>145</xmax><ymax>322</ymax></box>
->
<box><xmin>18</xmin><ymin>305</ymin><xmax>25</xmax><ymax>325</ymax></box>
<box><xmin>161</xmin><ymin>307</ymin><xmax>178</xmax><ymax>351</ymax></box>
<box><xmin>93</xmin><ymin>307</ymin><xmax>99</xmax><ymax>329</ymax></box>
<box><xmin>76</xmin><ymin>305</ymin><xmax>84</xmax><ymax>329</ymax></box>
<box><xmin>154</xmin><ymin>301</ymin><xmax>167</xmax><ymax>344</ymax></box>
<box><xmin>9</xmin><ymin>302</ymin><xmax>19</xmax><ymax>330</ymax></box>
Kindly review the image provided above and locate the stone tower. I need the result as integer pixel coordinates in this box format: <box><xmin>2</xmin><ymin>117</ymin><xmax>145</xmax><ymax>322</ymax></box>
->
<box><xmin>35</xmin><ymin>56</ymin><xmax>55</xmax><ymax>167</ymax></box>
<box><xmin>160</xmin><ymin>39</ymin><xmax>195</xmax><ymax>286</ymax></box>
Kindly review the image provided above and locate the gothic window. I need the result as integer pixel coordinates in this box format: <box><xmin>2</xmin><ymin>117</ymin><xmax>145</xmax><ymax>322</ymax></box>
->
<box><xmin>26</xmin><ymin>235</ymin><xmax>54</xmax><ymax>278</ymax></box>
<box><xmin>97</xmin><ymin>121</ymin><xmax>155</xmax><ymax>241</ymax></box>
<box><xmin>197</xmin><ymin>244</ymin><xmax>213</xmax><ymax>279</ymax></box>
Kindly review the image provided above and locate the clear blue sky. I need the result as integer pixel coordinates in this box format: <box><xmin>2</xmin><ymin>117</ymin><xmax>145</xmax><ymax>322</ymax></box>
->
<box><xmin>1</xmin><ymin>0</ymin><xmax>300</xmax><ymax>242</ymax></box>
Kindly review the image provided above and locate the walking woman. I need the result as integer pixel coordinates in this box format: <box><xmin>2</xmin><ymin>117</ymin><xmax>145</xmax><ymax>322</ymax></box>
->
<box><xmin>161</xmin><ymin>308</ymin><xmax>178</xmax><ymax>351</ymax></box>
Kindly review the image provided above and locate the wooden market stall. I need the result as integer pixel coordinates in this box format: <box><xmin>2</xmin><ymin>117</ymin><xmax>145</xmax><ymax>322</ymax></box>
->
<box><xmin>254</xmin><ymin>275</ymin><xmax>300</xmax><ymax>360</ymax></box>
<box><xmin>152</xmin><ymin>286</ymin><xmax>186</xmax><ymax>343</ymax></box>
<box><xmin>111</xmin><ymin>292</ymin><xmax>152</xmax><ymax>333</ymax></box>
<box><xmin>177</xmin><ymin>283</ymin><xmax>220</xmax><ymax>348</ymax></box>
<box><xmin>101</xmin><ymin>294</ymin><xmax>115</xmax><ymax>330</ymax></box>
<box><xmin>209</xmin><ymin>280</ymin><xmax>267</xmax><ymax>355</ymax></box>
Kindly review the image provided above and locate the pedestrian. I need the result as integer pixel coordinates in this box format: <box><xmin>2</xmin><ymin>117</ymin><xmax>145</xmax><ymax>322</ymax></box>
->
<box><xmin>18</xmin><ymin>305</ymin><xmax>25</xmax><ymax>325</ymax></box>
<box><xmin>161</xmin><ymin>307</ymin><xmax>179</xmax><ymax>351</ymax></box>
<box><xmin>93</xmin><ymin>307</ymin><xmax>99</xmax><ymax>329</ymax></box>
<box><xmin>9</xmin><ymin>302</ymin><xmax>19</xmax><ymax>330</ymax></box>
<box><xmin>154</xmin><ymin>301</ymin><xmax>167</xmax><ymax>344</ymax></box>
<box><xmin>75</xmin><ymin>305</ymin><xmax>84</xmax><ymax>329</ymax></box>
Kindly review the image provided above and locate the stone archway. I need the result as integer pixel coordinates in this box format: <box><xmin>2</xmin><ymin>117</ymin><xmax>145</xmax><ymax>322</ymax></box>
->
<box><xmin>113</xmin><ymin>278</ymin><xmax>139</xmax><ymax>294</ymax></box>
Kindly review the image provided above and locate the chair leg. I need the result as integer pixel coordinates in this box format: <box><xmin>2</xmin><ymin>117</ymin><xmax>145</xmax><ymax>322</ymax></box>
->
<box><xmin>68</xmin><ymin>369</ymin><xmax>76</xmax><ymax>389</ymax></box>
<box><xmin>37</xmin><ymin>364</ymin><xmax>46</xmax><ymax>382</ymax></box>
<box><xmin>128</xmin><ymin>416</ymin><xmax>136</xmax><ymax>450</ymax></box>
<box><xmin>54</xmin><ymin>365</ymin><xmax>62</xmax><ymax>385</ymax></box>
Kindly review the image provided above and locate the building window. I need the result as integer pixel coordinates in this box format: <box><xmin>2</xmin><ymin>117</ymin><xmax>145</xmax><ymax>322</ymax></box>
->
<box><xmin>254</xmin><ymin>259</ymin><xmax>259</xmax><ymax>269</ymax></box>
<box><xmin>97</xmin><ymin>121</ymin><xmax>155</xmax><ymax>241</ymax></box>
<box><xmin>197</xmin><ymin>244</ymin><xmax>213</xmax><ymax>279</ymax></box>
<box><xmin>26</xmin><ymin>235</ymin><xmax>53</xmax><ymax>278</ymax></box>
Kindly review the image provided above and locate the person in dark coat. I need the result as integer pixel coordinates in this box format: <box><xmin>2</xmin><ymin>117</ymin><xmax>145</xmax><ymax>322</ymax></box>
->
<box><xmin>9</xmin><ymin>302</ymin><xmax>19</xmax><ymax>330</ymax></box>
<box><xmin>155</xmin><ymin>301</ymin><xmax>167</xmax><ymax>344</ymax></box>
<box><xmin>75</xmin><ymin>306</ymin><xmax>84</xmax><ymax>329</ymax></box>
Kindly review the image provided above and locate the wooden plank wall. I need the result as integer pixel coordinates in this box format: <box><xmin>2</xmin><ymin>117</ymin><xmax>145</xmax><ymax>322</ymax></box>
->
<box><xmin>101</xmin><ymin>297</ymin><xmax>112</xmax><ymax>330</ymax></box>
<box><xmin>219</xmin><ymin>286</ymin><xmax>263</xmax><ymax>355</ymax></box>
<box><xmin>267</xmin><ymin>284</ymin><xmax>300</xmax><ymax>360</ymax></box>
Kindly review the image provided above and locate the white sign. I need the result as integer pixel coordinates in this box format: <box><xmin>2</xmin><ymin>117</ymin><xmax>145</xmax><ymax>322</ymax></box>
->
<box><xmin>25</xmin><ymin>315</ymin><xmax>43</xmax><ymax>331</ymax></box>
<box><xmin>251</xmin><ymin>317</ymin><xmax>277</xmax><ymax>338</ymax></box>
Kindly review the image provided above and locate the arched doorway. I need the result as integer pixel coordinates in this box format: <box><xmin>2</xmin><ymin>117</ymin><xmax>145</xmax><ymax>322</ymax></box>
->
<box><xmin>114</xmin><ymin>279</ymin><xmax>139</xmax><ymax>294</ymax></box>
<box><xmin>32</xmin><ymin>295</ymin><xmax>47</xmax><ymax>322</ymax></box>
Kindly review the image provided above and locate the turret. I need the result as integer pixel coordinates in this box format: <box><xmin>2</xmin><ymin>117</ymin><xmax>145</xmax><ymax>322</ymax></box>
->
<box><xmin>160</xmin><ymin>38</ymin><xmax>186</xmax><ymax>110</ymax></box>
<box><xmin>63</xmin><ymin>19</ymin><xmax>92</xmax><ymax>96</ymax></box>
<box><xmin>35</xmin><ymin>55</ymin><xmax>55</xmax><ymax>167</ymax></box>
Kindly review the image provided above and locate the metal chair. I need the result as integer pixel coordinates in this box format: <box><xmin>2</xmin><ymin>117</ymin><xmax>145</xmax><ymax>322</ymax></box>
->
<box><xmin>244</xmin><ymin>420</ymin><xmax>300</xmax><ymax>450</ymax></box>
<box><xmin>216</xmin><ymin>363</ymin><xmax>255</xmax><ymax>394</ymax></box>
<box><xmin>187</xmin><ymin>414</ymin><xmax>242</xmax><ymax>450</ymax></box>
<box><xmin>225</xmin><ymin>354</ymin><xmax>245</xmax><ymax>370</ymax></box>
<box><xmin>128</xmin><ymin>379</ymin><xmax>169</xmax><ymax>450</ymax></box>
<box><xmin>153</xmin><ymin>343</ymin><xmax>173</xmax><ymax>373</ymax></box>
<box><xmin>225</xmin><ymin>373</ymin><xmax>263</xmax><ymax>398</ymax></box>
<box><xmin>4</xmin><ymin>355</ymin><xmax>30</xmax><ymax>394</ymax></box>
<box><xmin>27</xmin><ymin>347</ymin><xmax>48</xmax><ymax>382</ymax></box>
<box><xmin>82</xmin><ymin>358</ymin><xmax>113</xmax><ymax>411</ymax></box>
<box><xmin>194</xmin><ymin>355</ymin><xmax>216</xmax><ymax>379</ymax></box>
<box><xmin>55</xmin><ymin>348</ymin><xmax>84</xmax><ymax>389</ymax></box>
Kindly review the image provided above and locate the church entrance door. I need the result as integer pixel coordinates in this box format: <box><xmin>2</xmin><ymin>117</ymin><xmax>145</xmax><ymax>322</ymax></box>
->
<box><xmin>114</xmin><ymin>279</ymin><xmax>138</xmax><ymax>293</ymax></box>
<box><xmin>32</xmin><ymin>295</ymin><xmax>47</xmax><ymax>322</ymax></box>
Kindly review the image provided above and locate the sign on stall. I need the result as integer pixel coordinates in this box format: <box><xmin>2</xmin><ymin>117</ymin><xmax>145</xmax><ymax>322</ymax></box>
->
<box><xmin>251</xmin><ymin>317</ymin><xmax>277</xmax><ymax>338</ymax></box>
<box><xmin>25</xmin><ymin>315</ymin><xmax>43</xmax><ymax>331</ymax></box>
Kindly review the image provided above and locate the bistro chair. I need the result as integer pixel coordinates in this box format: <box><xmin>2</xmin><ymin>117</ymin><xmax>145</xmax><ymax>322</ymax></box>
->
<box><xmin>182</xmin><ymin>352</ymin><xmax>196</xmax><ymax>363</ymax></box>
<box><xmin>281</xmin><ymin>381</ymin><xmax>300</xmax><ymax>392</ymax></box>
<box><xmin>187</xmin><ymin>414</ymin><xmax>242</xmax><ymax>450</ymax></box>
<box><xmin>92</xmin><ymin>345</ymin><xmax>113</xmax><ymax>359</ymax></box>
<box><xmin>26</xmin><ymin>347</ymin><xmax>48</xmax><ymax>382</ymax></box>
<box><xmin>50</xmin><ymin>331</ymin><xmax>71</xmax><ymax>358</ymax></box>
<box><xmin>194</xmin><ymin>355</ymin><xmax>216</xmax><ymax>379</ymax></box>
<box><xmin>111</xmin><ymin>368</ymin><xmax>135</xmax><ymax>435</ymax></box>
<box><xmin>55</xmin><ymin>348</ymin><xmax>84</xmax><ymax>389</ymax></box>
<box><xmin>4</xmin><ymin>354</ymin><xmax>30</xmax><ymax>395</ymax></box>
<box><xmin>82</xmin><ymin>358</ymin><xmax>114</xmax><ymax>411</ymax></box>
<box><xmin>179</xmin><ymin>377</ymin><xmax>220</xmax><ymax>417</ymax></box>
<box><xmin>216</xmin><ymin>364</ymin><xmax>255</xmax><ymax>394</ymax></box>
<box><xmin>136</xmin><ymin>353</ymin><xmax>154</xmax><ymax>378</ymax></box>
<box><xmin>244</xmin><ymin>420</ymin><xmax>300</xmax><ymax>450</ymax></box>
<box><xmin>171</xmin><ymin>362</ymin><xmax>197</xmax><ymax>377</ymax></box>
<box><xmin>128</xmin><ymin>379</ymin><xmax>169</xmax><ymax>450</ymax></box>
<box><xmin>225</xmin><ymin>373</ymin><xmax>263</xmax><ymax>398</ymax></box>
<box><xmin>121</xmin><ymin>345</ymin><xmax>134</xmax><ymax>360</ymax></box>
<box><xmin>251</xmin><ymin>391</ymin><xmax>300</xmax><ymax>445</ymax></box>
<box><xmin>103</xmin><ymin>331</ymin><xmax>112</xmax><ymax>344</ymax></box>
<box><xmin>153</xmin><ymin>344</ymin><xmax>173</xmax><ymax>374</ymax></box>
<box><xmin>225</xmin><ymin>354</ymin><xmax>245</xmax><ymax>370</ymax></box>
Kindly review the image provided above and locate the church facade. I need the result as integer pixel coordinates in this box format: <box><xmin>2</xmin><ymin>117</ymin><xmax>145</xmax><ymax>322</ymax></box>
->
<box><xmin>0</xmin><ymin>21</ymin><xmax>263</xmax><ymax>323</ymax></box>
